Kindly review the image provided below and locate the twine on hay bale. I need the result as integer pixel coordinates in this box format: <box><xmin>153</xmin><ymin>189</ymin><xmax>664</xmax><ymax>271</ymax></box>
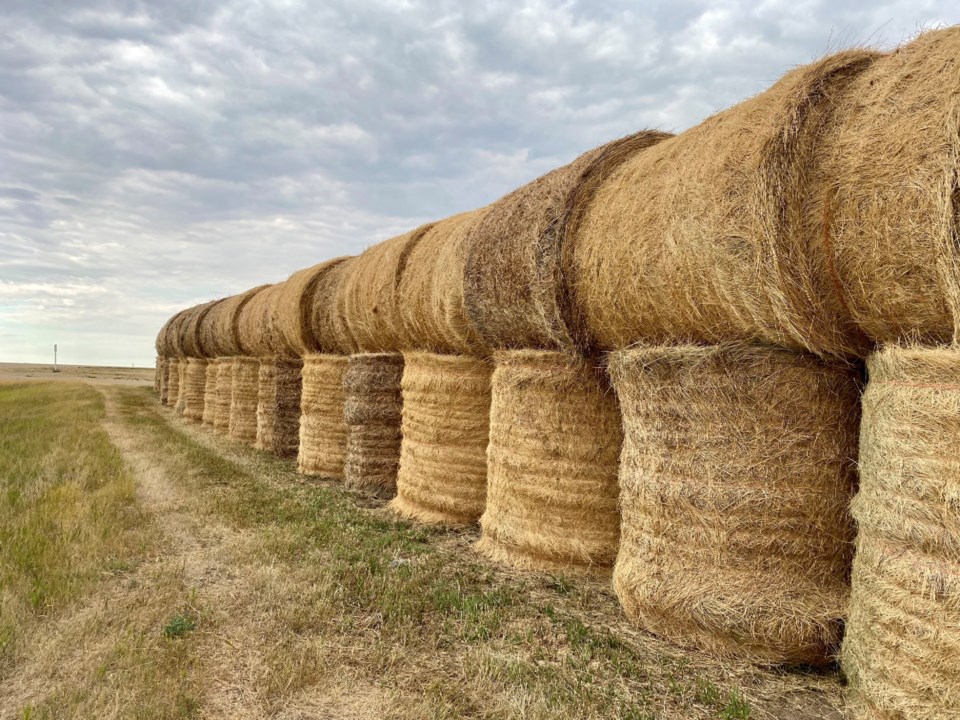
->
<box><xmin>256</xmin><ymin>357</ymin><xmax>303</xmax><ymax>457</ymax></box>
<box><xmin>463</xmin><ymin>131</ymin><xmax>671</xmax><ymax>351</ymax></box>
<box><xmin>608</xmin><ymin>344</ymin><xmax>861</xmax><ymax>666</ymax></box>
<box><xmin>565</xmin><ymin>50</ymin><xmax>880</xmax><ymax>359</ymax></box>
<box><xmin>397</xmin><ymin>210</ymin><xmax>489</xmax><ymax>354</ymax></box>
<box><xmin>391</xmin><ymin>352</ymin><xmax>492</xmax><ymax>525</ymax></box>
<box><xmin>343</xmin><ymin>353</ymin><xmax>404</xmax><ymax>497</ymax></box>
<box><xmin>298</xmin><ymin>354</ymin><xmax>349</xmax><ymax>478</ymax></box>
<box><xmin>340</xmin><ymin>225</ymin><xmax>434</xmax><ymax>352</ymax></box>
<box><xmin>476</xmin><ymin>350</ymin><xmax>622</xmax><ymax>574</ymax></box>
<box><xmin>310</xmin><ymin>256</ymin><xmax>360</xmax><ymax>356</ymax></box>
<box><xmin>842</xmin><ymin>345</ymin><xmax>960</xmax><ymax>718</ymax></box>
<box><xmin>166</xmin><ymin>357</ymin><xmax>181</xmax><ymax>409</ymax></box>
<box><xmin>818</xmin><ymin>28</ymin><xmax>960</xmax><ymax>346</ymax></box>
<box><xmin>201</xmin><ymin>359</ymin><xmax>219</xmax><ymax>426</ymax></box>
<box><xmin>213</xmin><ymin>358</ymin><xmax>235</xmax><ymax>434</ymax></box>
<box><xmin>181</xmin><ymin>358</ymin><xmax>208</xmax><ymax>422</ymax></box>
<box><xmin>229</xmin><ymin>357</ymin><xmax>260</xmax><ymax>444</ymax></box>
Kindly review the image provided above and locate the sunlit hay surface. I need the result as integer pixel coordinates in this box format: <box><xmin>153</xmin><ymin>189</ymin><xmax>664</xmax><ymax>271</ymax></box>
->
<box><xmin>842</xmin><ymin>345</ymin><xmax>960</xmax><ymax>718</ymax></box>
<box><xmin>181</xmin><ymin>359</ymin><xmax>208</xmax><ymax>423</ymax></box>
<box><xmin>819</xmin><ymin>29</ymin><xmax>960</xmax><ymax>346</ymax></box>
<box><xmin>343</xmin><ymin>353</ymin><xmax>404</xmax><ymax>497</ymax></box>
<box><xmin>273</xmin><ymin>257</ymin><xmax>352</xmax><ymax>356</ymax></box>
<box><xmin>255</xmin><ymin>357</ymin><xmax>303</xmax><ymax>458</ymax></box>
<box><xmin>228</xmin><ymin>357</ymin><xmax>261</xmax><ymax>444</ymax></box>
<box><xmin>165</xmin><ymin>358</ymin><xmax>181</xmax><ymax>409</ymax></box>
<box><xmin>391</xmin><ymin>352</ymin><xmax>492</xmax><ymax>525</ymax></box>
<box><xmin>297</xmin><ymin>354</ymin><xmax>349</xmax><ymax>479</ymax></box>
<box><xmin>236</xmin><ymin>284</ymin><xmax>284</xmax><ymax>358</ymax></box>
<box><xmin>609</xmin><ymin>344</ymin><xmax>861</xmax><ymax>666</ymax></box>
<box><xmin>213</xmin><ymin>358</ymin><xmax>235</xmax><ymax>434</ymax></box>
<box><xmin>476</xmin><ymin>350</ymin><xmax>622</xmax><ymax>575</ymax></box>
<box><xmin>311</xmin><ymin>257</ymin><xmax>360</xmax><ymax>357</ymax></box>
<box><xmin>201</xmin><ymin>359</ymin><xmax>219</xmax><ymax>426</ymax></box>
<box><xmin>566</xmin><ymin>50</ymin><xmax>880</xmax><ymax>359</ymax></box>
<box><xmin>200</xmin><ymin>286</ymin><xmax>270</xmax><ymax>359</ymax></box>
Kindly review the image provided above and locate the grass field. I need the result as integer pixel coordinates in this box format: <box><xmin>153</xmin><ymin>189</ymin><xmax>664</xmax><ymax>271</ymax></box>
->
<box><xmin>0</xmin><ymin>380</ymin><xmax>846</xmax><ymax>719</ymax></box>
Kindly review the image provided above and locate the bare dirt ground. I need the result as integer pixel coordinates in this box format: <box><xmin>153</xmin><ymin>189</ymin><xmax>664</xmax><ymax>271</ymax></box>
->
<box><xmin>0</xmin><ymin>362</ymin><xmax>154</xmax><ymax>386</ymax></box>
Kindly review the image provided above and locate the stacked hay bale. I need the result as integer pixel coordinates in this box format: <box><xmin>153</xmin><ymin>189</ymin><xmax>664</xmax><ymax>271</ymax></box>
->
<box><xmin>165</xmin><ymin>309</ymin><xmax>192</xmax><ymax>409</ymax></box>
<box><xmin>201</xmin><ymin>358</ymin><xmax>220</xmax><ymax>426</ymax></box>
<box><xmin>235</xmin><ymin>282</ymin><xmax>285</xmax><ymax>450</ymax></box>
<box><xmin>255</xmin><ymin>358</ymin><xmax>302</xmax><ymax>456</ymax></box>
<box><xmin>229</xmin><ymin>356</ymin><xmax>261</xmax><ymax>443</ymax></box>
<box><xmin>166</xmin><ymin>358</ymin><xmax>182</xmax><ymax>409</ymax></box>
<box><xmin>475</xmin><ymin>351</ymin><xmax>622</xmax><ymax>573</ymax></box>
<box><xmin>214</xmin><ymin>360</ymin><xmax>234</xmax><ymax>433</ymax></box>
<box><xmin>842</xmin><ymin>346</ymin><xmax>960</xmax><ymax>717</ymax></box>
<box><xmin>179</xmin><ymin>301</ymin><xmax>218</xmax><ymax>422</ymax></box>
<box><xmin>154</xmin><ymin>356</ymin><xmax>163</xmax><ymax>394</ymax></box>
<box><xmin>156</xmin><ymin>311</ymin><xmax>183</xmax><ymax>405</ymax></box>
<box><xmin>563</xmin><ymin>50</ymin><xmax>880</xmax><ymax>359</ymax></box>
<box><xmin>608</xmin><ymin>345</ymin><xmax>860</xmax><ymax>665</ymax></box>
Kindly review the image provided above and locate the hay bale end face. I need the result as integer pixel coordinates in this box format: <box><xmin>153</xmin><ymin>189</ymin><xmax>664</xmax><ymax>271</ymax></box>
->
<box><xmin>842</xmin><ymin>345</ymin><xmax>960</xmax><ymax>717</ymax></box>
<box><xmin>608</xmin><ymin>344</ymin><xmax>861</xmax><ymax>666</ymax></box>
<box><xmin>343</xmin><ymin>353</ymin><xmax>404</xmax><ymax>497</ymax></box>
<box><xmin>298</xmin><ymin>354</ymin><xmax>350</xmax><ymax>478</ymax></box>
<box><xmin>391</xmin><ymin>353</ymin><xmax>492</xmax><ymax>525</ymax></box>
<box><xmin>255</xmin><ymin>357</ymin><xmax>303</xmax><ymax>457</ymax></box>
<box><xmin>476</xmin><ymin>350</ymin><xmax>622</xmax><ymax>574</ymax></box>
<box><xmin>229</xmin><ymin>357</ymin><xmax>261</xmax><ymax>444</ymax></box>
<box><xmin>213</xmin><ymin>358</ymin><xmax>235</xmax><ymax>433</ymax></box>
<box><xmin>201</xmin><ymin>359</ymin><xmax>220</xmax><ymax>426</ymax></box>
<box><xmin>181</xmin><ymin>358</ymin><xmax>208</xmax><ymax>422</ymax></box>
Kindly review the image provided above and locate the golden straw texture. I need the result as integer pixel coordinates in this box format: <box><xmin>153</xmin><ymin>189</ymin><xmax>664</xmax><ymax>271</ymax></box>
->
<box><xmin>311</xmin><ymin>256</ymin><xmax>360</xmax><ymax>356</ymax></box>
<box><xmin>476</xmin><ymin>350</ymin><xmax>622</xmax><ymax>574</ymax></box>
<box><xmin>842</xmin><ymin>345</ymin><xmax>960</xmax><ymax>718</ymax></box>
<box><xmin>229</xmin><ymin>357</ymin><xmax>260</xmax><ymax>443</ymax></box>
<box><xmin>165</xmin><ymin>358</ymin><xmax>181</xmax><ymax>409</ymax></box>
<box><xmin>181</xmin><ymin>358</ymin><xmax>208</xmax><ymax>422</ymax></box>
<box><xmin>201</xmin><ymin>359</ymin><xmax>219</xmax><ymax>426</ymax></box>
<box><xmin>158</xmin><ymin>357</ymin><xmax>169</xmax><ymax>403</ymax></box>
<box><xmin>255</xmin><ymin>357</ymin><xmax>303</xmax><ymax>457</ymax></box>
<box><xmin>608</xmin><ymin>344</ymin><xmax>860</xmax><ymax>666</ymax></box>
<box><xmin>200</xmin><ymin>285</ymin><xmax>270</xmax><ymax>358</ymax></box>
<box><xmin>391</xmin><ymin>353</ymin><xmax>492</xmax><ymax>525</ymax></box>
<box><xmin>298</xmin><ymin>354</ymin><xmax>349</xmax><ymax>478</ymax></box>
<box><xmin>274</xmin><ymin>257</ymin><xmax>352</xmax><ymax>355</ymax></box>
<box><xmin>213</xmin><ymin>358</ymin><xmax>234</xmax><ymax>433</ymax></box>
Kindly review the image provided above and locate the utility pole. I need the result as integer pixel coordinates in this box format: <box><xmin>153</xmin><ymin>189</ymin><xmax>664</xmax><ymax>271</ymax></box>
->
<box><xmin>53</xmin><ymin>343</ymin><xmax>58</xmax><ymax>373</ymax></box>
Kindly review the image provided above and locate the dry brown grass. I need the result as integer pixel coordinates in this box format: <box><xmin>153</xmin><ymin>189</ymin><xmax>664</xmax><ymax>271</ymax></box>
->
<box><xmin>298</xmin><ymin>354</ymin><xmax>349</xmax><ymax>479</ymax></box>
<box><xmin>609</xmin><ymin>344</ymin><xmax>861</xmax><ymax>666</ymax></box>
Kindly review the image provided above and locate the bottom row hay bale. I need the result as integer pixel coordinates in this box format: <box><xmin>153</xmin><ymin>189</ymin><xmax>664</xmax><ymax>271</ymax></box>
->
<box><xmin>154</xmin><ymin>356</ymin><xmax>162</xmax><ymax>394</ymax></box>
<box><xmin>213</xmin><ymin>358</ymin><xmax>234</xmax><ymax>433</ymax></box>
<box><xmin>608</xmin><ymin>344</ymin><xmax>861</xmax><ymax>666</ymax></box>
<box><xmin>229</xmin><ymin>357</ymin><xmax>260</xmax><ymax>443</ymax></box>
<box><xmin>256</xmin><ymin>357</ymin><xmax>303</xmax><ymax>457</ymax></box>
<box><xmin>298</xmin><ymin>354</ymin><xmax>349</xmax><ymax>478</ymax></box>
<box><xmin>175</xmin><ymin>360</ymin><xmax>188</xmax><ymax>414</ymax></box>
<box><xmin>842</xmin><ymin>346</ymin><xmax>960</xmax><ymax>718</ymax></box>
<box><xmin>158</xmin><ymin>357</ymin><xmax>170</xmax><ymax>403</ymax></box>
<box><xmin>475</xmin><ymin>350</ymin><xmax>622</xmax><ymax>574</ymax></box>
<box><xmin>181</xmin><ymin>358</ymin><xmax>208</xmax><ymax>422</ymax></box>
<box><xmin>343</xmin><ymin>353</ymin><xmax>404</xmax><ymax>496</ymax></box>
<box><xmin>391</xmin><ymin>352</ymin><xmax>492</xmax><ymax>525</ymax></box>
<box><xmin>165</xmin><ymin>358</ymin><xmax>181</xmax><ymax>408</ymax></box>
<box><xmin>201</xmin><ymin>359</ymin><xmax>219</xmax><ymax>426</ymax></box>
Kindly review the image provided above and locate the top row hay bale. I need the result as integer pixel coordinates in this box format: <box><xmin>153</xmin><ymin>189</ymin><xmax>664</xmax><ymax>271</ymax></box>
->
<box><xmin>167</xmin><ymin>308</ymin><xmax>196</xmax><ymax>358</ymax></box>
<box><xmin>338</xmin><ymin>224</ymin><xmax>434</xmax><ymax>353</ymax></box>
<box><xmin>273</xmin><ymin>256</ymin><xmax>353</xmax><ymax>356</ymax></box>
<box><xmin>156</xmin><ymin>309</ymin><xmax>186</xmax><ymax>357</ymax></box>
<box><xmin>463</xmin><ymin>131</ymin><xmax>672</xmax><ymax>351</ymax></box>
<box><xmin>818</xmin><ymin>28</ymin><xmax>960</xmax><ymax>347</ymax></box>
<box><xmin>236</xmin><ymin>282</ymin><xmax>284</xmax><ymax>358</ymax></box>
<box><xmin>565</xmin><ymin>49</ymin><xmax>881</xmax><ymax>359</ymax></box>
<box><xmin>310</xmin><ymin>256</ymin><xmax>360</xmax><ymax>355</ymax></box>
<box><xmin>199</xmin><ymin>284</ymin><xmax>270</xmax><ymax>358</ymax></box>
<box><xmin>397</xmin><ymin>209</ymin><xmax>489</xmax><ymax>354</ymax></box>
<box><xmin>180</xmin><ymin>300</ymin><xmax>221</xmax><ymax>358</ymax></box>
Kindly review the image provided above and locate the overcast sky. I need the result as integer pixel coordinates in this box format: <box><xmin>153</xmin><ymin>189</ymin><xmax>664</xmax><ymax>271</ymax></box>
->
<box><xmin>1</xmin><ymin>0</ymin><xmax>956</xmax><ymax>366</ymax></box>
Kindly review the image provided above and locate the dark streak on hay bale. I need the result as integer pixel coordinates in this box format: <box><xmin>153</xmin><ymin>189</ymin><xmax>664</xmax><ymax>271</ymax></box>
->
<box><xmin>340</xmin><ymin>225</ymin><xmax>435</xmax><ymax>352</ymax></box>
<box><xmin>819</xmin><ymin>29</ymin><xmax>960</xmax><ymax>346</ymax></box>
<box><xmin>181</xmin><ymin>358</ymin><xmax>208</xmax><ymax>422</ymax></box>
<box><xmin>200</xmin><ymin>285</ymin><xmax>271</xmax><ymax>358</ymax></box>
<box><xmin>165</xmin><ymin>357</ymin><xmax>181</xmax><ymax>408</ymax></box>
<box><xmin>566</xmin><ymin>50</ymin><xmax>880</xmax><ymax>358</ymax></box>
<box><xmin>476</xmin><ymin>350</ymin><xmax>622</xmax><ymax>574</ymax></box>
<box><xmin>842</xmin><ymin>346</ymin><xmax>960</xmax><ymax>717</ymax></box>
<box><xmin>274</xmin><ymin>257</ymin><xmax>352</xmax><ymax>356</ymax></box>
<box><xmin>397</xmin><ymin>211</ymin><xmax>488</xmax><ymax>354</ymax></box>
<box><xmin>298</xmin><ymin>354</ymin><xmax>349</xmax><ymax>478</ymax></box>
<box><xmin>391</xmin><ymin>353</ymin><xmax>492</xmax><ymax>525</ymax></box>
<box><xmin>213</xmin><ymin>358</ymin><xmax>234</xmax><ymax>433</ymax></box>
<box><xmin>608</xmin><ymin>344</ymin><xmax>860</xmax><ymax>666</ymax></box>
<box><xmin>202</xmin><ymin>359</ymin><xmax>219</xmax><ymax>426</ymax></box>
<box><xmin>310</xmin><ymin>257</ymin><xmax>360</xmax><ymax>356</ymax></box>
<box><xmin>343</xmin><ymin>353</ymin><xmax>404</xmax><ymax>497</ymax></box>
<box><xmin>256</xmin><ymin>357</ymin><xmax>303</xmax><ymax>457</ymax></box>
<box><xmin>229</xmin><ymin>357</ymin><xmax>260</xmax><ymax>443</ymax></box>
<box><xmin>463</xmin><ymin>131</ymin><xmax>671</xmax><ymax>351</ymax></box>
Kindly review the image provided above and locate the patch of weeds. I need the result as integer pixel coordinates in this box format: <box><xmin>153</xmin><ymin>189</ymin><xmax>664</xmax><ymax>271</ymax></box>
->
<box><xmin>162</xmin><ymin>613</ymin><xmax>196</xmax><ymax>639</ymax></box>
<box><xmin>546</xmin><ymin>573</ymin><xmax>574</xmax><ymax>595</ymax></box>
<box><xmin>719</xmin><ymin>690</ymin><xmax>751</xmax><ymax>719</ymax></box>
<box><xmin>696</xmin><ymin>678</ymin><xmax>752</xmax><ymax>719</ymax></box>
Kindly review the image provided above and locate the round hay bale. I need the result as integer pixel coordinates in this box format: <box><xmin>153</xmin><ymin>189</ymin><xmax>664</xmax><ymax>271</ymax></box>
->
<box><xmin>255</xmin><ymin>357</ymin><xmax>303</xmax><ymax>457</ymax></box>
<box><xmin>165</xmin><ymin>357</ymin><xmax>181</xmax><ymax>408</ymax></box>
<box><xmin>463</xmin><ymin>131</ymin><xmax>671</xmax><ymax>351</ymax></box>
<box><xmin>181</xmin><ymin>358</ymin><xmax>208</xmax><ymax>422</ymax></box>
<box><xmin>229</xmin><ymin>357</ymin><xmax>260</xmax><ymax>443</ymax></box>
<box><xmin>565</xmin><ymin>50</ymin><xmax>880</xmax><ymax>359</ymax></box>
<box><xmin>818</xmin><ymin>29</ymin><xmax>960</xmax><ymax>347</ymax></box>
<box><xmin>339</xmin><ymin>225</ymin><xmax>435</xmax><ymax>352</ymax></box>
<box><xmin>298</xmin><ymin>354</ymin><xmax>349</xmax><ymax>478</ymax></box>
<box><xmin>310</xmin><ymin>257</ymin><xmax>360</xmax><ymax>356</ymax></box>
<box><xmin>236</xmin><ymin>283</ymin><xmax>285</xmax><ymax>358</ymax></box>
<box><xmin>397</xmin><ymin>210</ymin><xmax>489</xmax><ymax>354</ymax></box>
<box><xmin>391</xmin><ymin>352</ymin><xmax>492</xmax><ymax>525</ymax></box>
<box><xmin>168</xmin><ymin>309</ymin><xmax>195</xmax><ymax>359</ymax></box>
<box><xmin>201</xmin><ymin>359</ymin><xmax>220</xmax><ymax>426</ymax></box>
<box><xmin>200</xmin><ymin>285</ymin><xmax>271</xmax><ymax>358</ymax></box>
<box><xmin>154</xmin><ymin>356</ymin><xmax>162</xmax><ymax>394</ymax></box>
<box><xmin>608</xmin><ymin>344</ymin><xmax>860</xmax><ymax>666</ymax></box>
<box><xmin>181</xmin><ymin>301</ymin><xmax>219</xmax><ymax>358</ymax></box>
<box><xmin>842</xmin><ymin>345</ymin><xmax>960</xmax><ymax>717</ymax></box>
<box><xmin>476</xmin><ymin>350</ymin><xmax>622</xmax><ymax>574</ymax></box>
<box><xmin>343</xmin><ymin>353</ymin><xmax>404</xmax><ymax>497</ymax></box>
<box><xmin>213</xmin><ymin>358</ymin><xmax>234</xmax><ymax>433</ymax></box>
<box><xmin>156</xmin><ymin>356</ymin><xmax>168</xmax><ymax>400</ymax></box>
<box><xmin>157</xmin><ymin>309</ymin><xmax>188</xmax><ymax>359</ymax></box>
<box><xmin>175</xmin><ymin>360</ymin><xmax>188</xmax><ymax>414</ymax></box>
<box><xmin>272</xmin><ymin>257</ymin><xmax>353</xmax><ymax>356</ymax></box>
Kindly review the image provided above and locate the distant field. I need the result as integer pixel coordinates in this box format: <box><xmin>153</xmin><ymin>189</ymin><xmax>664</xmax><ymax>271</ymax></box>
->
<box><xmin>0</xmin><ymin>380</ymin><xmax>846</xmax><ymax>719</ymax></box>
<box><xmin>0</xmin><ymin>362</ymin><xmax>154</xmax><ymax>385</ymax></box>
